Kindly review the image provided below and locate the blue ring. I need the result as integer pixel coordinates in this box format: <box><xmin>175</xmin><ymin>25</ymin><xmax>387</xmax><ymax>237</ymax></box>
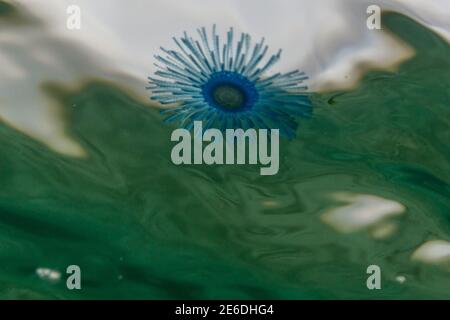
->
<box><xmin>201</xmin><ymin>71</ymin><xmax>259</xmax><ymax>113</ymax></box>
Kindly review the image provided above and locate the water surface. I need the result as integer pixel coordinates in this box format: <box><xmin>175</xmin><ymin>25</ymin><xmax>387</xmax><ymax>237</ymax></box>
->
<box><xmin>0</xmin><ymin>13</ymin><xmax>449</xmax><ymax>299</ymax></box>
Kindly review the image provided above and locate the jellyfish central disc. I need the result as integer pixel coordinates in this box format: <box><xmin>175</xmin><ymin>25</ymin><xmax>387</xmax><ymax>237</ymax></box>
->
<box><xmin>202</xmin><ymin>71</ymin><xmax>259</xmax><ymax>112</ymax></box>
<box><xmin>212</xmin><ymin>84</ymin><xmax>246</xmax><ymax>110</ymax></box>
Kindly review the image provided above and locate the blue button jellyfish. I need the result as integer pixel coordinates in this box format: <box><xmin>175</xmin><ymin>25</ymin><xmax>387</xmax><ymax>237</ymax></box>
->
<box><xmin>147</xmin><ymin>25</ymin><xmax>312</xmax><ymax>139</ymax></box>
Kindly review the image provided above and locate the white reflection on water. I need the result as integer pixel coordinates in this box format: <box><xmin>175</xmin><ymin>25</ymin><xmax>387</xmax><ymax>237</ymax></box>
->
<box><xmin>412</xmin><ymin>240</ymin><xmax>450</xmax><ymax>271</ymax></box>
<box><xmin>0</xmin><ymin>0</ymin><xmax>449</xmax><ymax>155</ymax></box>
<box><xmin>36</xmin><ymin>267</ymin><xmax>61</xmax><ymax>282</ymax></box>
<box><xmin>321</xmin><ymin>193</ymin><xmax>405</xmax><ymax>235</ymax></box>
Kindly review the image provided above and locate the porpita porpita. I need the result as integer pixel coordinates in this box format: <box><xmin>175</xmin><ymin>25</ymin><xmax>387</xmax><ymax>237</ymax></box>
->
<box><xmin>147</xmin><ymin>25</ymin><xmax>312</xmax><ymax>139</ymax></box>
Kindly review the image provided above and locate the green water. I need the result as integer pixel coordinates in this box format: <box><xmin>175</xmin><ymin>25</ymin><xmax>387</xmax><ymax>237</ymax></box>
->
<box><xmin>0</xmin><ymin>13</ymin><xmax>449</xmax><ymax>299</ymax></box>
